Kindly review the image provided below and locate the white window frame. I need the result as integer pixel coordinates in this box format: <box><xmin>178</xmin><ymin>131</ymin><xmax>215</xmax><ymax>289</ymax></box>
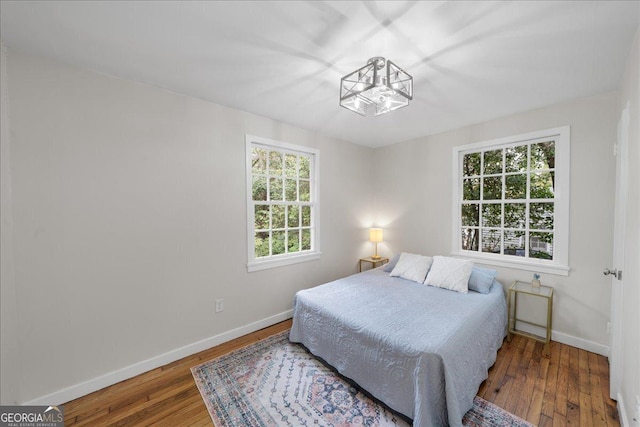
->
<box><xmin>246</xmin><ymin>135</ymin><xmax>320</xmax><ymax>272</ymax></box>
<box><xmin>451</xmin><ymin>126</ymin><xmax>570</xmax><ymax>276</ymax></box>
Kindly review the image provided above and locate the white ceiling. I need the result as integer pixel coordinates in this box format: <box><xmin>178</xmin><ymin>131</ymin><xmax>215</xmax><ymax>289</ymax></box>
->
<box><xmin>1</xmin><ymin>1</ymin><xmax>638</xmax><ymax>147</ymax></box>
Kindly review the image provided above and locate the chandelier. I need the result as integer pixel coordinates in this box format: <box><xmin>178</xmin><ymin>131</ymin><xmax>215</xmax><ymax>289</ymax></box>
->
<box><xmin>339</xmin><ymin>57</ymin><xmax>413</xmax><ymax>116</ymax></box>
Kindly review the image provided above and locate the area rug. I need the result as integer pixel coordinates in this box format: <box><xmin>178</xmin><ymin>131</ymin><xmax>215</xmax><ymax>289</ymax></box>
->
<box><xmin>192</xmin><ymin>331</ymin><xmax>534</xmax><ymax>427</ymax></box>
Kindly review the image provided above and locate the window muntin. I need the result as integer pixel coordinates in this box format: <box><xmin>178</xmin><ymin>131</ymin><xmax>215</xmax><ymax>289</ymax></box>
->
<box><xmin>453</xmin><ymin>127</ymin><xmax>570</xmax><ymax>275</ymax></box>
<box><xmin>246</xmin><ymin>135</ymin><xmax>319</xmax><ymax>271</ymax></box>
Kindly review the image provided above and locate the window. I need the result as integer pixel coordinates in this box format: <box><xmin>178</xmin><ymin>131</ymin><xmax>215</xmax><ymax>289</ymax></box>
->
<box><xmin>246</xmin><ymin>135</ymin><xmax>320</xmax><ymax>272</ymax></box>
<box><xmin>452</xmin><ymin>127</ymin><xmax>570</xmax><ymax>275</ymax></box>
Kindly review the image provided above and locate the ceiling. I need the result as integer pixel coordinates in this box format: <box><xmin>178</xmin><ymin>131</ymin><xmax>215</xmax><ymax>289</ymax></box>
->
<box><xmin>1</xmin><ymin>1</ymin><xmax>638</xmax><ymax>147</ymax></box>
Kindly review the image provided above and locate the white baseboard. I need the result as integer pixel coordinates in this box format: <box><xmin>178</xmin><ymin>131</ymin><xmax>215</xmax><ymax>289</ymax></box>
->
<box><xmin>551</xmin><ymin>330</ymin><xmax>609</xmax><ymax>357</ymax></box>
<box><xmin>514</xmin><ymin>322</ymin><xmax>609</xmax><ymax>356</ymax></box>
<box><xmin>24</xmin><ymin>310</ymin><xmax>294</xmax><ymax>406</ymax></box>
<box><xmin>618</xmin><ymin>392</ymin><xmax>629</xmax><ymax>427</ymax></box>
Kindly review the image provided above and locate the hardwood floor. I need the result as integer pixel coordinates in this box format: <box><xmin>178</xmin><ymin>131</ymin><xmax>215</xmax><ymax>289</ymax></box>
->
<box><xmin>478</xmin><ymin>335</ymin><xmax>619</xmax><ymax>426</ymax></box>
<box><xmin>64</xmin><ymin>320</ymin><xmax>619</xmax><ymax>426</ymax></box>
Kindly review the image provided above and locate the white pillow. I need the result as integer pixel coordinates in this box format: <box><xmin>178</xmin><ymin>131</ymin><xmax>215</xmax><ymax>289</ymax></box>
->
<box><xmin>389</xmin><ymin>252</ymin><xmax>433</xmax><ymax>284</ymax></box>
<box><xmin>424</xmin><ymin>256</ymin><xmax>473</xmax><ymax>294</ymax></box>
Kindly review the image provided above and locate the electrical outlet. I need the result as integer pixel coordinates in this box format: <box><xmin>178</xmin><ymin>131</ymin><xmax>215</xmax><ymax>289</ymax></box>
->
<box><xmin>215</xmin><ymin>299</ymin><xmax>224</xmax><ymax>313</ymax></box>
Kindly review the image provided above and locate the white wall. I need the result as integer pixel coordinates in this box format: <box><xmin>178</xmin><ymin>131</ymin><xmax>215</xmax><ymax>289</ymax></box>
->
<box><xmin>373</xmin><ymin>92</ymin><xmax>619</xmax><ymax>354</ymax></box>
<box><xmin>4</xmin><ymin>50</ymin><xmax>374</xmax><ymax>404</ymax></box>
<box><xmin>618</xmin><ymin>28</ymin><xmax>640</xmax><ymax>427</ymax></box>
<box><xmin>0</xmin><ymin>42</ymin><xmax>22</xmax><ymax>404</ymax></box>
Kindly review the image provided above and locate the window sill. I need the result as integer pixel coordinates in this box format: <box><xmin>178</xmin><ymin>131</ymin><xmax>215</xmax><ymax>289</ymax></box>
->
<box><xmin>247</xmin><ymin>252</ymin><xmax>321</xmax><ymax>272</ymax></box>
<box><xmin>451</xmin><ymin>251</ymin><xmax>570</xmax><ymax>276</ymax></box>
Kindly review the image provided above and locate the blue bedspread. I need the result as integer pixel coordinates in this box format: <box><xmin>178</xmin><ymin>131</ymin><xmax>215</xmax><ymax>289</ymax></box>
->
<box><xmin>289</xmin><ymin>267</ymin><xmax>507</xmax><ymax>427</ymax></box>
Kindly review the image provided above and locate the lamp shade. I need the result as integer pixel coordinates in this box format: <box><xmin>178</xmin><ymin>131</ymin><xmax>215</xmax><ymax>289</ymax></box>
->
<box><xmin>369</xmin><ymin>228</ymin><xmax>383</xmax><ymax>243</ymax></box>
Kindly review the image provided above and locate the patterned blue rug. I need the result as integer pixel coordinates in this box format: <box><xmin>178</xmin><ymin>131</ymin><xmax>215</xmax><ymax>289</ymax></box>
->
<box><xmin>192</xmin><ymin>331</ymin><xmax>534</xmax><ymax>427</ymax></box>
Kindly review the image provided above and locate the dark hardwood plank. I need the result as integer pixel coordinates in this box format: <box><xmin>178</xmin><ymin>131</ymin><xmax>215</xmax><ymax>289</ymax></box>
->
<box><xmin>541</xmin><ymin>341</ymin><xmax>561</xmax><ymax>418</ymax></box>
<box><xmin>556</xmin><ymin>343</ymin><xmax>570</xmax><ymax>416</ymax></box>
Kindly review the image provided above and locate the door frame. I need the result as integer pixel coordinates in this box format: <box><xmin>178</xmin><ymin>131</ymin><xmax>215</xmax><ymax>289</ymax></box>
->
<box><xmin>609</xmin><ymin>102</ymin><xmax>629</xmax><ymax>399</ymax></box>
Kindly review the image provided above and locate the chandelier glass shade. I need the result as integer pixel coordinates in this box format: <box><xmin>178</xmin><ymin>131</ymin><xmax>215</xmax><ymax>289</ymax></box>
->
<box><xmin>340</xmin><ymin>57</ymin><xmax>413</xmax><ymax>116</ymax></box>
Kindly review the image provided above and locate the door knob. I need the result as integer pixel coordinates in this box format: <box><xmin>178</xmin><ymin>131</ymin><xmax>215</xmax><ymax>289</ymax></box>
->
<box><xmin>603</xmin><ymin>268</ymin><xmax>622</xmax><ymax>280</ymax></box>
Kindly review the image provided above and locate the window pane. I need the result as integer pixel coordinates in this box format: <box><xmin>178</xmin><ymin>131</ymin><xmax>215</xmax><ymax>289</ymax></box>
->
<box><xmin>252</xmin><ymin>176</ymin><xmax>267</xmax><ymax>201</ymax></box>
<box><xmin>503</xmin><ymin>230</ymin><xmax>525</xmax><ymax>257</ymax></box>
<box><xmin>483</xmin><ymin>176</ymin><xmax>502</xmax><ymax>200</ymax></box>
<box><xmin>531</xmin><ymin>141</ymin><xmax>555</xmax><ymax>170</ymax></box>
<box><xmin>463</xmin><ymin>153</ymin><xmax>481</xmax><ymax>176</ymax></box>
<box><xmin>461</xmin><ymin>204</ymin><xmax>479</xmax><ymax>226</ymax></box>
<box><xmin>288</xmin><ymin>230</ymin><xmax>300</xmax><ymax>253</ymax></box>
<box><xmin>530</xmin><ymin>172</ymin><xmax>555</xmax><ymax>199</ymax></box>
<box><xmin>285</xmin><ymin>178</ymin><xmax>297</xmax><ymax>201</ymax></box>
<box><xmin>462</xmin><ymin>228</ymin><xmax>479</xmax><ymax>251</ymax></box>
<box><xmin>299</xmin><ymin>156</ymin><xmax>310</xmax><ymax>179</ymax></box>
<box><xmin>505</xmin><ymin>145</ymin><xmax>527</xmax><ymax>173</ymax></box>
<box><xmin>455</xmin><ymin>129</ymin><xmax>567</xmax><ymax>267</ymax></box>
<box><xmin>272</xmin><ymin>205</ymin><xmax>285</xmax><ymax>229</ymax></box>
<box><xmin>254</xmin><ymin>205</ymin><xmax>269</xmax><ymax>230</ymax></box>
<box><xmin>272</xmin><ymin>231</ymin><xmax>285</xmax><ymax>255</ymax></box>
<box><xmin>481</xmin><ymin>229</ymin><xmax>501</xmax><ymax>254</ymax></box>
<box><xmin>285</xmin><ymin>154</ymin><xmax>297</xmax><ymax>178</ymax></box>
<box><xmin>504</xmin><ymin>203</ymin><xmax>526</xmax><ymax>228</ymax></box>
<box><xmin>299</xmin><ymin>180</ymin><xmax>310</xmax><ymax>202</ymax></box>
<box><xmin>482</xmin><ymin>204</ymin><xmax>502</xmax><ymax>227</ymax></box>
<box><xmin>530</xmin><ymin>232</ymin><xmax>554</xmax><ymax>260</ymax></box>
<box><xmin>301</xmin><ymin>229</ymin><xmax>311</xmax><ymax>250</ymax></box>
<box><xmin>248</xmin><ymin>139</ymin><xmax>317</xmax><ymax>266</ymax></box>
<box><xmin>530</xmin><ymin>202</ymin><xmax>554</xmax><ymax>230</ymax></box>
<box><xmin>301</xmin><ymin>206</ymin><xmax>311</xmax><ymax>227</ymax></box>
<box><xmin>505</xmin><ymin>174</ymin><xmax>526</xmax><ymax>199</ymax></box>
<box><xmin>483</xmin><ymin>149</ymin><xmax>502</xmax><ymax>174</ymax></box>
<box><xmin>269</xmin><ymin>151</ymin><xmax>283</xmax><ymax>175</ymax></box>
<box><xmin>252</xmin><ymin>148</ymin><xmax>267</xmax><ymax>174</ymax></box>
<box><xmin>463</xmin><ymin>178</ymin><xmax>480</xmax><ymax>200</ymax></box>
<box><xmin>287</xmin><ymin>205</ymin><xmax>299</xmax><ymax>228</ymax></box>
<box><xmin>255</xmin><ymin>232</ymin><xmax>270</xmax><ymax>258</ymax></box>
<box><xmin>269</xmin><ymin>178</ymin><xmax>283</xmax><ymax>201</ymax></box>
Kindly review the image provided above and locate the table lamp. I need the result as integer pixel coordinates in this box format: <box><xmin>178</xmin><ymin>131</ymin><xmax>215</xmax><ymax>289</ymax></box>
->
<box><xmin>369</xmin><ymin>228</ymin><xmax>383</xmax><ymax>260</ymax></box>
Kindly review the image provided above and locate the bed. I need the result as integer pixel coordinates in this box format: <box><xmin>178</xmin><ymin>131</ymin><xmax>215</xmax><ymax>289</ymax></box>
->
<box><xmin>289</xmin><ymin>265</ymin><xmax>507</xmax><ymax>427</ymax></box>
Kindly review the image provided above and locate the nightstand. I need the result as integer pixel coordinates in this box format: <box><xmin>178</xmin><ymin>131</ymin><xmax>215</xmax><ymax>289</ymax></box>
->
<box><xmin>359</xmin><ymin>257</ymin><xmax>389</xmax><ymax>272</ymax></box>
<box><xmin>507</xmin><ymin>280</ymin><xmax>554</xmax><ymax>357</ymax></box>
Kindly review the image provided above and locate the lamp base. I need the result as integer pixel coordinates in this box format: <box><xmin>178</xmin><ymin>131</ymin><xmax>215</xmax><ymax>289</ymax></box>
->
<box><xmin>371</xmin><ymin>255</ymin><xmax>381</xmax><ymax>260</ymax></box>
